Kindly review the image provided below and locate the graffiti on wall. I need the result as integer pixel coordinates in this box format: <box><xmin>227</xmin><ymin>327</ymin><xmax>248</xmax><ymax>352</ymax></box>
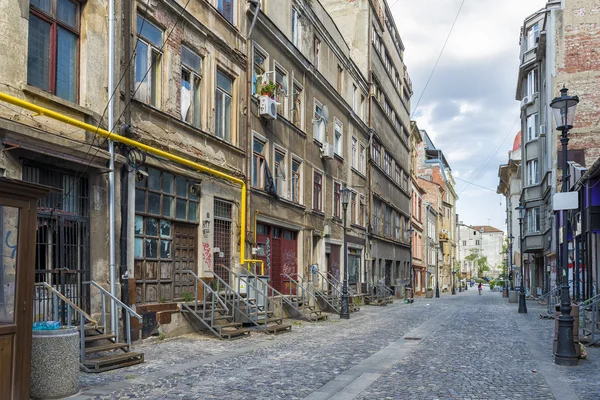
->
<box><xmin>282</xmin><ymin>249</ymin><xmax>297</xmax><ymax>275</ymax></box>
<box><xmin>5</xmin><ymin>231</ymin><xmax>16</xmax><ymax>259</ymax></box>
<box><xmin>202</xmin><ymin>242</ymin><xmax>212</xmax><ymax>269</ymax></box>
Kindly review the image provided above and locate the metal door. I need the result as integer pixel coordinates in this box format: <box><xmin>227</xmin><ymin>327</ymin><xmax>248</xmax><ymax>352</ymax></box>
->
<box><xmin>385</xmin><ymin>260</ymin><xmax>392</xmax><ymax>287</ymax></box>
<box><xmin>213</xmin><ymin>200</ymin><xmax>232</xmax><ymax>285</ymax></box>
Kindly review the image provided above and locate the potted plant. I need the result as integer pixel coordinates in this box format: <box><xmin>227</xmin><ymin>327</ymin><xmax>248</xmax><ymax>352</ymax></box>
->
<box><xmin>259</xmin><ymin>81</ymin><xmax>277</xmax><ymax>98</ymax></box>
<box><xmin>426</xmin><ymin>287</ymin><xmax>434</xmax><ymax>298</ymax></box>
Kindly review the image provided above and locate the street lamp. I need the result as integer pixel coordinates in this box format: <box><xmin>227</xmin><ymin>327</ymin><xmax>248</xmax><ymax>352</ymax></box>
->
<box><xmin>406</xmin><ymin>226</ymin><xmax>414</xmax><ymax>303</ymax></box>
<box><xmin>509</xmin><ymin>235</ymin><xmax>514</xmax><ymax>290</ymax></box>
<box><xmin>340</xmin><ymin>186</ymin><xmax>351</xmax><ymax>320</ymax></box>
<box><xmin>452</xmin><ymin>268</ymin><xmax>456</xmax><ymax>295</ymax></box>
<box><xmin>435</xmin><ymin>244</ymin><xmax>440</xmax><ymax>298</ymax></box>
<box><xmin>515</xmin><ymin>204</ymin><xmax>527</xmax><ymax>314</ymax></box>
<box><xmin>550</xmin><ymin>86</ymin><xmax>579</xmax><ymax>366</ymax></box>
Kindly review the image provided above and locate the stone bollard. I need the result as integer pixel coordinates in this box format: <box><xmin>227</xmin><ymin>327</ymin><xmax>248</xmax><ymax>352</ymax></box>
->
<box><xmin>30</xmin><ymin>326</ymin><xmax>80</xmax><ymax>399</ymax></box>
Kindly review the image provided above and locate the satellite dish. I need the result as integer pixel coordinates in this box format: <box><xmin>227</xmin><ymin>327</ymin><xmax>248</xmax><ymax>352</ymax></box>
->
<box><xmin>321</xmin><ymin>104</ymin><xmax>329</xmax><ymax>125</ymax></box>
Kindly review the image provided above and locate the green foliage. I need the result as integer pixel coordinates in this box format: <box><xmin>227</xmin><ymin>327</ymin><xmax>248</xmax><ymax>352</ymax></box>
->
<box><xmin>259</xmin><ymin>81</ymin><xmax>277</xmax><ymax>97</ymax></box>
<box><xmin>490</xmin><ymin>281</ymin><xmax>495</xmax><ymax>290</ymax></box>
<box><xmin>159</xmin><ymin>296</ymin><xmax>166</xmax><ymax>304</ymax></box>
<box><xmin>182</xmin><ymin>292</ymin><xmax>194</xmax><ymax>303</ymax></box>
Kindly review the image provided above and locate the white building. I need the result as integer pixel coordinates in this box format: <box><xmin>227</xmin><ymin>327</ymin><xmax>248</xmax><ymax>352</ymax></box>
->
<box><xmin>457</xmin><ymin>224</ymin><xmax>505</xmax><ymax>279</ymax></box>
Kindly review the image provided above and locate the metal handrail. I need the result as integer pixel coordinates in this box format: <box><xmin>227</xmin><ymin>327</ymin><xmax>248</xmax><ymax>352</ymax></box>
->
<box><xmin>183</xmin><ymin>270</ymin><xmax>229</xmax><ymax>312</ymax></box>
<box><xmin>540</xmin><ymin>281</ymin><xmax>573</xmax><ymax>315</ymax></box>
<box><xmin>210</xmin><ymin>268</ymin><xmax>261</xmax><ymax>327</ymax></box>
<box><xmin>315</xmin><ymin>270</ymin><xmax>342</xmax><ymax>298</ymax></box>
<box><xmin>85</xmin><ymin>281</ymin><xmax>142</xmax><ymax>346</ymax></box>
<box><xmin>282</xmin><ymin>273</ymin><xmax>320</xmax><ymax>309</ymax></box>
<box><xmin>34</xmin><ymin>282</ymin><xmax>98</xmax><ymax>363</ymax></box>
<box><xmin>579</xmin><ymin>293</ymin><xmax>600</xmax><ymax>345</ymax></box>
<box><xmin>327</xmin><ymin>272</ymin><xmax>357</xmax><ymax>296</ymax></box>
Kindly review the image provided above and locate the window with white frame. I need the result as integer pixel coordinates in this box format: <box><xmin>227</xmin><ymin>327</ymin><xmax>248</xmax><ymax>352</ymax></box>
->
<box><xmin>180</xmin><ymin>45</ymin><xmax>202</xmax><ymax>127</ymax></box>
<box><xmin>527</xmin><ymin>68</ymin><xmax>538</xmax><ymax>98</ymax></box>
<box><xmin>385</xmin><ymin>206</ymin><xmax>392</xmax><ymax>237</ymax></box>
<box><xmin>313</xmin><ymin>170</ymin><xmax>323</xmax><ymax>211</ymax></box>
<box><xmin>351</xmin><ymin>191</ymin><xmax>357</xmax><ymax>224</ymax></box>
<box><xmin>135</xmin><ymin>15</ymin><xmax>163</xmax><ymax>107</ymax></box>
<box><xmin>291</xmin><ymin>82</ymin><xmax>303</xmax><ymax>129</ymax></box>
<box><xmin>217</xmin><ymin>0</ymin><xmax>234</xmax><ymax>24</ymax></box>
<box><xmin>359</xmin><ymin>143</ymin><xmax>366</xmax><ymax>174</ymax></box>
<box><xmin>372</xmin><ymin>199</ymin><xmax>380</xmax><ymax>235</ymax></box>
<box><xmin>526</xmin><ymin>159</ymin><xmax>539</xmax><ymax>185</ymax></box>
<box><xmin>394</xmin><ymin>212</ymin><xmax>401</xmax><ymax>240</ymax></box>
<box><xmin>526</xmin><ymin>23</ymin><xmax>539</xmax><ymax>50</ymax></box>
<box><xmin>526</xmin><ymin>113</ymin><xmax>538</xmax><ymax>141</ymax></box>
<box><xmin>372</xmin><ymin>140</ymin><xmax>381</xmax><ymax>166</ymax></box>
<box><xmin>252</xmin><ymin>136</ymin><xmax>266</xmax><ymax>189</ymax></box>
<box><xmin>333</xmin><ymin>182</ymin><xmax>341</xmax><ymax>219</ymax></box>
<box><xmin>351</xmin><ymin>137</ymin><xmax>358</xmax><ymax>170</ymax></box>
<box><xmin>384</xmin><ymin>151</ymin><xmax>392</xmax><ymax>175</ymax></box>
<box><xmin>313</xmin><ymin>100</ymin><xmax>325</xmax><ymax>143</ymax></box>
<box><xmin>334</xmin><ymin>120</ymin><xmax>343</xmax><ymax>156</ymax></box>
<box><xmin>527</xmin><ymin>206</ymin><xmax>541</xmax><ymax>233</ymax></box>
<box><xmin>359</xmin><ymin>195</ymin><xmax>366</xmax><ymax>226</ymax></box>
<box><xmin>252</xmin><ymin>45</ymin><xmax>267</xmax><ymax>95</ymax></box>
<box><xmin>274</xmin><ymin>149</ymin><xmax>286</xmax><ymax>197</ymax></box>
<box><xmin>291</xmin><ymin>157</ymin><xmax>302</xmax><ymax>204</ymax></box>
<box><xmin>395</xmin><ymin>164</ymin><xmax>401</xmax><ymax>184</ymax></box>
<box><xmin>215</xmin><ymin>70</ymin><xmax>233</xmax><ymax>142</ymax></box>
<box><xmin>291</xmin><ymin>8</ymin><xmax>300</xmax><ymax>48</ymax></box>
<box><xmin>275</xmin><ymin>66</ymin><xmax>288</xmax><ymax>117</ymax></box>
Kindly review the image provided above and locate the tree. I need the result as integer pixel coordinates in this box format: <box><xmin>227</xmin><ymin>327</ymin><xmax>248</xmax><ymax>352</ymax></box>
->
<box><xmin>464</xmin><ymin>248</ymin><xmax>490</xmax><ymax>278</ymax></box>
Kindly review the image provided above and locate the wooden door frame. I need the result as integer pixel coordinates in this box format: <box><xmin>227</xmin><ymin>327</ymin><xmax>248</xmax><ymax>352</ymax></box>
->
<box><xmin>0</xmin><ymin>178</ymin><xmax>51</xmax><ymax>400</ymax></box>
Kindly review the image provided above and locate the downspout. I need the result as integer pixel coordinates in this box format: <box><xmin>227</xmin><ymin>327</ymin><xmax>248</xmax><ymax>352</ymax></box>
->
<box><xmin>0</xmin><ymin>92</ymin><xmax>254</xmax><ymax>269</ymax></box>
<box><xmin>366</xmin><ymin>7</ymin><xmax>373</xmax><ymax>294</ymax></box>
<box><xmin>108</xmin><ymin>0</ymin><xmax>118</xmax><ymax>336</ymax></box>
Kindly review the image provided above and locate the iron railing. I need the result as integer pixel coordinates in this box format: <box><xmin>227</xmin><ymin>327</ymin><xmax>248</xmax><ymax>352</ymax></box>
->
<box><xmin>85</xmin><ymin>281</ymin><xmax>142</xmax><ymax>347</ymax></box>
<box><xmin>579</xmin><ymin>293</ymin><xmax>600</xmax><ymax>346</ymax></box>
<box><xmin>538</xmin><ymin>281</ymin><xmax>573</xmax><ymax>315</ymax></box>
<box><xmin>313</xmin><ymin>270</ymin><xmax>341</xmax><ymax>313</ymax></box>
<box><xmin>210</xmin><ymin>267</ymin><xmax>261</xmax><ymax>327</ymax></box>
<box><xmin>34</xmin><ymin>282</ymin><xmax>97</xmax><ymax>363</ymax></box>
<box><xmin>181</xmin><ymin>270</ymin><xmax>229</xmax><ymax>338</ymax></box>
<box><xmin>282</xmin><ymin>273</ymin><xmax>319</xmax><ymax>310</ymax></box>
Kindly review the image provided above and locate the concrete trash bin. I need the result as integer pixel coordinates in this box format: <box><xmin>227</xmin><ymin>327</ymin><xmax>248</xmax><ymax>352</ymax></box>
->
<box><xmin>30</xmin><ymin>326</ymin><xmax>80</xmax><ymax>399</ymax></box>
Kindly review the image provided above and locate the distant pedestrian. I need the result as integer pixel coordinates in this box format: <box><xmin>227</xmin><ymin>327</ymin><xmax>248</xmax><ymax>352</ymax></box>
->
<box><xmin>478</xmin><ymin>282</ymin><xmax>482</xmax><ymax>295</ymax></box>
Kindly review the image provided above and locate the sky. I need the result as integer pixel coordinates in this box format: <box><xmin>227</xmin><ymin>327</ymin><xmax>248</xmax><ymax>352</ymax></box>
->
<box><xmin>392</xmin><ymin>0</ymin><xmax>547</xmax><ymax>232</ymax></box>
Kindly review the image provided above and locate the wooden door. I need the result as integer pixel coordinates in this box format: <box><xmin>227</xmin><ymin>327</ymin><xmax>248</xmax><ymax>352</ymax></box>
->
<box><xmin>0</xmin><ymin>179</ymin><xmax>48</xmax><ymax>400</ymax></box>
<box><xmin>173</xmin><ymin>223</ymin><xmax>197</xmax><ymax>299</ymax></box>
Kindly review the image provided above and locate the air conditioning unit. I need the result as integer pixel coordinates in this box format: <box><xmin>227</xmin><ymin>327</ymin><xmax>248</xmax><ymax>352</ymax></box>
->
<box><xmin>520</xmin><ymin>96</ymin><xmax>530</xmax><ymax>108</ymax></box>
<box><xmin>540</xmin><ymin>124</ymin><xmax>546</xmax><ymax>135</ymax></box>
<box><xmin>321</xmin><ymin>142</ymin><xmax>335</xmax><ymax>159</ymax></box>
<box><xmin>259</xmin><ymin>96</ymin><xmax>277</xmax><ymax>120</ymax></box>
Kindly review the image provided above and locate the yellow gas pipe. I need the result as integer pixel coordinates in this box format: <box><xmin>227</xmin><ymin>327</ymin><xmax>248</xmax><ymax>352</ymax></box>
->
<box><xmin>0</xmin><ymin>92</ymin><xmax>262</xmax><ymax>270</ymax></box>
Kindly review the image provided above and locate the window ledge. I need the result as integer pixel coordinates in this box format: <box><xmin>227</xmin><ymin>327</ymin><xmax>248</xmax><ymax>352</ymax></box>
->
<box><xmin>312</xmin><ymin>210</ymin><xmax>325</xmax><ymax>217</ymax></box>
<box><xmin>351</xmin><ymin>167</ymin><xmax>367</xmax><ymax>179</ymax></box>
<box><xmin>22</xmin><ymin>84</ymin><xmax>99</xmax><ymax>120</ymax></box>
<box><xmin>350</xmin><ymin>223</ymin><xmax>366</xmax><ymax>231</ymax></box>
<box><xmin>334</xmin><ymin>153</ymin><xmax>344</xmax><ymax>162</ymax></box>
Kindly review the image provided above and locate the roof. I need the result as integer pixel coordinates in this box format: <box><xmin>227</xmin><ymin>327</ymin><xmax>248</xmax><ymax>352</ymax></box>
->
<box><xmin>470</xmin><ymin>225</ymin><xmax>504</xmax><ymax>234</ymax></box>
<box><xmin>512</xmin><ymin>131</ymin><xmax>521</xmax><ymax>152</ymax></box>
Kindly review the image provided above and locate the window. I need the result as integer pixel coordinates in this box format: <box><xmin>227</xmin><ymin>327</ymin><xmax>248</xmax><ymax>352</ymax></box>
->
<box><xmin>291</xmin><ymin>8</ymin><xmax>300</xmax><ymax>48</ymax></box>
<box><xmin>291</xmin><ymin>158</ymin><xmax>302</xmax><ymax>204</ymax></box>
<box><xmin>274</xmin><ymin>150</ymin><xmax>286</xmax><ymax>197</ymax></box>
<box><xmin>252</xmin><ymin>137</ymin><xmax>266</xmax><ymax>189</ymax></box>
<box><xmin>475</xmin><ymin>240</ymin><xmax>480</xmax><ymax>246</ymax></box>
<box><xmin>385</xmin><ymin>206</ymin><xmax>391</xmax><ymax>237</ymax></box>
<box><xmin>372</xmin><ymin>199</ymin><xmax>380</xmax><ymax>235</ymax></box>
<box><xmin>337</xmin><ymin>65</ymin><xmax>344</xmax><ymax>93</ymax></box>
<box><xmin>526</xmin><ymin>159</ymin><xmax>539</xmax><ymax>185</ymax></box>
<box><xmin>333</xmin><ymin>182</ymin><xmax>341</xmax><ymax>219</ymax></box>
<box><xmin>351</xmin><ymin>192</ymin><xmax>357</xmax><ymax>224</ymax></box>
<box><xmin>462</xmin><ymin>240</ymin><xmax>466</xmax><ymax>246</ymax></box>
<box><xmin>215</xmin><ymin>70</ymin><xmax>233</xmax><ymax>142</ymax></box>
<box><xmin>275</xmin><ymin>67</ymin><xmax>288</xmax><ymax>117</ymax></box>
<box><xmin>384</xmin><ymin>152</ymin><xmax>392</xmax><ymax>175</ymax></box>
<box><xmin>217</xmin><ymin>0</ymin><xmax>234</xmax><ymax>24</ymax></box>
<box><xmin>314</xmin><ymin>36</ymin><xmax>320</xmax><ymax>69</ymax></box>
<box><xmin>252</xmin><ymin>45</ymin><xmax>267</xmax><ymax>95</ymax></box>
<box><xmin>527</xmin><ymin>68</ymin><xmax>538</xmax><ymax>97</ymax></box>
<box><xmin>180</xmin><ymin>45</ymin><xmax>202</xmax><ymax>127</ymax></box>
<box><xmin>291</xmin><ymin>83</ymin><xmax>303</xmax><ymax>128</ymax></box>
<box><xmin>134</xmin><ymin>167</ymin><xmax>199</xmax><ymax>258</ymax></box>
<box><xmin>372</xmin><ymin>141</ymin><xmax>381</xmax><ymax>166</ymax></box>
<box><xmin>351</xmin><ymin>137</ymin><xmax>358</xmax><ymax>170</ymax></box>
<box><xmin>527</xmin><ymin>207</ymin><xmax>541</xmax><ymax>233</ymax></box>
<box><xmin>526</xmin><ymin>113</ymin><xmax>539</xmax><ymax>141</ymax></box>
<box><xmin>526</xmin><ymin>23</ymin><xmax>539</xmax><ymax>50</ymax></box>
<box><xmin>334</xmin><ymin>121</ymin><xmax>343</xmax><ymax>156</ymax></box>
<box><xmin>402</xmin><ymin>171</ymin><xmax>408</xmax><ymax>191</ymax></box>
<box><xmin>135</xmin><ymin>15</ymin><xmax>163</xmax><ymax>107</ymax></box>
<box><xmin>28</xmin><ymin>0</ymin><xmax>80</xmax><ymax>102</ymax></box>
<box><xmin>313</xmin><ymin>171</ymin><xmax>323</xmax><ymax>211</ymax></box>
<box><xmin>395</xmin><ymin>164</ymin><xmax>401</xmax><ymax>184</ymax></box>
<box><xmin>359</xmin><ymin>195</ymin><xmax>366</xmax><ymax>226</ymax></box>
<box><xmin>348</xmin><ymin>248</ymin><xmax>361</xmax><ymax>285</ymax></box>
<box><xmin>313</xmin><ymin>100</ymin><xmax>325</xmax><ymax>142</ymax></box>
<box><xmin>359</xmin><ymin>143</ymin><xmax>366</xmax><ymax>174</ymax></box>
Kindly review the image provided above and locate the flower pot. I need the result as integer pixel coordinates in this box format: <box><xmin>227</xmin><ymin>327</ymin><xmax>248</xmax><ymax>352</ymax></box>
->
<box><xmin>426</xmin><ymin>290</ymin><xmax>433</xmax><ymax>298</ymax></box>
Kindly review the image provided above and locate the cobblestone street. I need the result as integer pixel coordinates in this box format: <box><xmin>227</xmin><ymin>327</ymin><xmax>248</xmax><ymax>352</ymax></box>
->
<box><xmin>72</xmin><ymin>288</ymin><xmax>600</xmax><ymax>400</ymax></box>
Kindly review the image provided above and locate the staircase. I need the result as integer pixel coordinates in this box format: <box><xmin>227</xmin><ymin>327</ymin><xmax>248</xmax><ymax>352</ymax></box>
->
<box><xmin>283</xmin><ymin>273</ymin><xmax>328</xmax><ymax>322</ymax></box>
<box><xmin>180</xmin><ymin>270</ymin><xmax>251</xmax><ymax>340</ymax></box>
<box><xmin>579</xmin><ymin>294</ymin><xmax>600</xmax><ymax>346</ymax></box>
<box><xmin>316</xmin><ymin>271</ymin><xmax>361</xmax><ymax>313</ymax></box>
<box><xmin>223</xmin><ymin>264</ymin><xmax>292</xmax><ymax>334</ymax></box>
<box><xmin>538</xmin><ymin>282</ymin><xmax>572</xmax><ymax>316</ymax></box>
<box><xmin>365</xmin><ymin>283</ymin><xmax>394</xmax><ymax>306</ymax></box>
<box><xmin>34</xmin><ymin>282</ymin><xmax>144</xmax><ymax>373</ymax></box>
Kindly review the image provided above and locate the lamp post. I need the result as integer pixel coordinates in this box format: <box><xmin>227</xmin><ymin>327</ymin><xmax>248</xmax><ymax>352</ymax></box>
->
<box><xmin>516</xmin><ymin>204</ymin><xmax>527</xmax><ymax>314</ymax></box>
<box><xmin>452</xmin><ymin>268</ymin><xmax>456</xmax><ymax>295</ymax></box>
<box><xmin>551</xmin><ymin>86</ymin><xmax>579</xmax><ymax>366</ymax></box>
<box><xmin>509</xmin><ymin>235</ymin><xmax>514</xmax><ymax>290</ymax></box>
<box><xmin>435</xmin><ymin>244</ymin><xmax>440</xmax><ymax>298</ymax></box>
<box><xmin>340</xmin><ymin>186</ymin><xmax>351</xmax><ymax>320</ymax></box>
<box><xmin>406</xmin><ymin>226</ymin><xmax>414</xmax><ymax>302</ymax></box>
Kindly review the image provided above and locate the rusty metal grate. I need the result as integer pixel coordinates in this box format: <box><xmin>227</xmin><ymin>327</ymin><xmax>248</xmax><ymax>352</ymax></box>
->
<box><xmin>213</xmin><ymin>199</ymin><xmax>232</xmax><ymax>285</ymax></box>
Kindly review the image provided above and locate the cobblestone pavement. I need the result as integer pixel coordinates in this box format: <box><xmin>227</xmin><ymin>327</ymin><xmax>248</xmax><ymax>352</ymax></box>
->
<box><xmin>72</xmin><ymin>287</ymin><xmax>600</xmax><ymax>400</ymax></box>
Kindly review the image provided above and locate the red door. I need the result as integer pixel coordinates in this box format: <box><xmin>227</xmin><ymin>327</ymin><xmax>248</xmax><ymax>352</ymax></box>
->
<box><xmin>280</xmin><ymin>230</ymin><xmax>297</xmax><ymax>295</ymax></box>
<box><xmin>255</xmin><ymin>224</ymin><xmax>297</xmax><ymax>294</ymax></box>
